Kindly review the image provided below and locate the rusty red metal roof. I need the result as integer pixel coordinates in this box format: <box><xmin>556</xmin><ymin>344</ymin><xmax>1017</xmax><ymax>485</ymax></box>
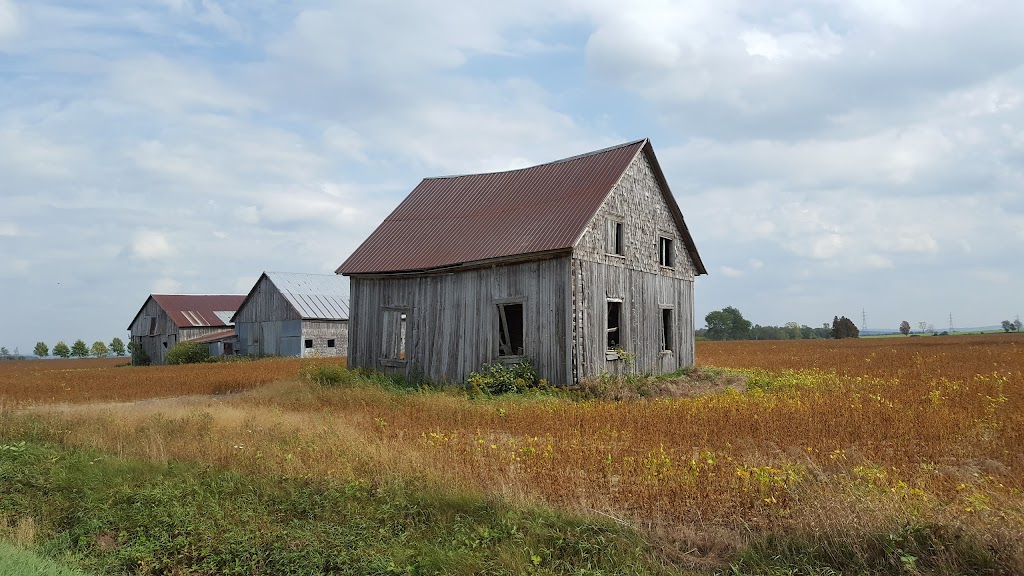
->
<box><xmin>337</xmin><ymin>139</ymin><xmax>705</xmax><ymax>276</ymax></box>
<box><xmin>126</xmin><ymin>294</ymin><xmax>246</xmax><ymax>330</ymax></box>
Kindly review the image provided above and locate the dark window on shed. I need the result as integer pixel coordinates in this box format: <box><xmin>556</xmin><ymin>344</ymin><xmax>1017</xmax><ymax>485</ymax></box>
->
<box><xmin>607</xmin><ymin>301</ymin><xmax>622</xmax><ymax>349</ymax></box>
<box><xmin>327</xmin><ymin>339</ymin><xmax>336</xmax><ymax>348</ymax></box>
<box><xmin>661</xmin><ymin>309</ymin><xmax>674</xmax><ymax>352</ymax></box>
<box><xmin>304</xmin><ymin>339</ymin><xmax>313</xmax><ymax>349</ymax></box>
<box><xmin>497</xmin><ymin>303</ymin><xmax>524</xmax><ymax>356</ymax></box>
<box><xmin>658</xmin><ymin>237</ymin><xmax>674</xmax><ymax>268</ymax></box>
<box><xmin>381</xmin><ymin>309</ymin><xmax>408</xmax><ymax>361</ymax></box>
<box><xmin>148</xmin><ymin>317</ymin><xmax>157</xmax><ymax>336</ymax></box>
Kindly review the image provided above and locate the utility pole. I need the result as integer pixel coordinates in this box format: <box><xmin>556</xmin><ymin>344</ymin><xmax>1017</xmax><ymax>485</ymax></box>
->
<box><xmin>949</xmin><ymin>313</ymin><xmax>954</xmax><ymax>334</ymax></box>
<box><xmin>861</xmin><ymin>308</ymin><xmax>867</xmax><ymax>331</ymax></box>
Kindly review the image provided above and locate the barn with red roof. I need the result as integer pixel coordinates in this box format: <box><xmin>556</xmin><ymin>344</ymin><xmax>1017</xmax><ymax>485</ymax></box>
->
<box><xmin>337</xmin><ymin>139</ymin><xmax>706</xmax><ymax>384</ymax></box>
<box><xmin>127</xmin><ymin>294</ymin><xmax>245</xmax><ymax>365</ymax></box>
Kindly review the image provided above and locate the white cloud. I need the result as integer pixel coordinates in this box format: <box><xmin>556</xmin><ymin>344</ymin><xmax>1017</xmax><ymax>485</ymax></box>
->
<box><xmin>0</xmin><ymin>222</ymin><xmax>17</xmax><ymax>236</ymax></box>
<box><xmin>720</xmin><ymin>266</ymin><xmax>744</xmax><ymax>278</ymax></box>
<box><xmin>152</xmin><ymin>277</ymin><xmax>182</xmax><ymax>293</ymax></box>
<box><xmin>132</xmin><ymin>232</ymin><xmax>175</xmax><ymax>260</ymax></box>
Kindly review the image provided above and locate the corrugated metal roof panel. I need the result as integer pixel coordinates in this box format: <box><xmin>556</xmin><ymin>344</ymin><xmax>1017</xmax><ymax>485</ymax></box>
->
<box><xmin>150</xmin><ymin>294</ymin><xmax>246</xmax><ymax>328</ymax></box>
<box><xmin>336</xmin><ymin>140</ymin><xmax>648</xmax><ymax>275</ymax></box>
<box><xmin>265</xmin><ymin>272</ymin><xmax>350</xmax><ymax>320</ymax></box>
<box><xmin>188</xmin><ymin>328</ymin><xmax>237</xmax><ymax>343</ymax></box>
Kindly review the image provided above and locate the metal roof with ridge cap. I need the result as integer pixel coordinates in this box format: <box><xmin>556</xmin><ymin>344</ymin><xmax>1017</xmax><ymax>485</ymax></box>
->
<box><xmin>336</xmin><ymin>139</ymin><xmax>706</xmax><ymax>276</ymax></box>
<box><xmin>231</xmin><ymin>272</ymin><xmax>350</xmax><ymax>322</ymax></box>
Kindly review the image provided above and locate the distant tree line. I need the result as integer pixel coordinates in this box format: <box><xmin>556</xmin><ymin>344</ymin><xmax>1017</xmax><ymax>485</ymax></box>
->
<box><xmin>698</xmin><ymin>307</ymin><xmax>858</xmax><ymax>341</ymax></box>
<box><xmin>1002</xmin><ymin>319</ymin><xmax>1022</xmax><ymax>333</ymax></box>
<box><xmin>0</xmin><ymin>338</ymin><xmax>128</xmax><ymax>360</ymax></box>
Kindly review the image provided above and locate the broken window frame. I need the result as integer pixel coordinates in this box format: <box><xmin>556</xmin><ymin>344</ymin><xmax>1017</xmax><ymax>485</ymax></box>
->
<box><xmin>607</xmin><ymin>298</ymin><xmax>623</xmax><ymax>351</ymax></box>
<box><xmin>658</xmin><ymin>236</ymin><xmax>675</xmax><ymax>268</ymax></box>
<box><xmin>661</xmin><ymin>308</ymin><xmax>674</xmax><ymax>352</ymax></box>
<box><xmin>495</xmin><ymin>299</ymin><xmax>526</xmax><ymax>358</ymax></box>
<box><xmin>380</xmin><ymin>307</ymin><xmax>409</xmax><ymax>365</ymax></box>
<box><xmin>607</xmin><ymin>219</ymin><xmax>625</xmax><ymax>256</ymax></box>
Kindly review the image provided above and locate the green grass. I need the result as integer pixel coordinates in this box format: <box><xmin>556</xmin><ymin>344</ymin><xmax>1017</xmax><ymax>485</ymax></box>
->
<box><xmin>0</xmin><ymin>541</ymin><xmax>93</xmax><ymax>576</ymax></box>
<box><xmin>0</xmin><ymin>439</ymin><xmax>684</xmax><ymax>575</ymax></box>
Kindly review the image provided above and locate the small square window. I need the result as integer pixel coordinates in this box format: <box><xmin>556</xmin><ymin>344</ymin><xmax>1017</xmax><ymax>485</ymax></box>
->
<box><xmin>658</xmin><ymin>237</ymin><xmax>674</xmax><ymax>268</ymax></box>
<box><xmin>304</xmin><ymin>339</ymin><xmax>313</xmax><ymax>349</ymax></box>
<box><xmin>327</xmin><ymin>339</ymin><xmax>336</xmax><ymax>348</ymax></box>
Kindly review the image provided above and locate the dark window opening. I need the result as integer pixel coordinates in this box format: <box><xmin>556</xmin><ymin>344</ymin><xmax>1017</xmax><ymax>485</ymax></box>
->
<box><xmin>148</xmin><ymin>317</ymin><xmax>157</xmax><ymax>336</ymax></box>
<box><xmin>382</xmin><ymin>309</ymin><xmax>408</xmax><ymax>361</ymax></box>
<box><xmin>327</xmin><ymin>339</ymin><xmax>336</xmax><ymax>348</ymax></box>
<box><xmin>304</xmin><ymin>339</ymin><xmax>313</xmax><ymax>349</ymax></box>
<box><xmin>662</xmin><ymin>309</ymin><xmax>674</xmax><ymax>351</ymax></box>
<box><xmin>607</xmin><ymin>301</ymin><xmax>621</xmax><ymax>349</ymax></box>
<box><xmin>224</xmin><ymin>342</ymin><xmax>234</xmax><ymax>355</ymax></box>
<box><xmin>659</xmin><ymin>237</ymin><xmax>674</xmax><ymax>268</ymax></box>
<box><xmin>610</xmin><ymin>221</ymin><xmax>624</xmax><ymax>255</ymax></box>
<box><xmin>497</xmin><ymin>303</ymin><xmax>524</xmax><ymax>356</ymax></box>
<box><xmin>162</xmin><ymin>341</ymin><xmax>168</xmax><ymax>349</ymax></box>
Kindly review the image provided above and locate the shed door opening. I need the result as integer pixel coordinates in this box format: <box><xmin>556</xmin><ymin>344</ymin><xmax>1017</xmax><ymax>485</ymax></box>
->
<box><xmin>381</xmin><ymin>309</ymin><xmax>408</xmax><ymax>361</ymax></box>
<box><xmin>497</xmin><ymin>303</ymin><xmax>524</xmax><ymax>356</ymax></box>
<box><xmin>607</xmin><ymin>301</ymin><xmax>622</xmax><ymax>349</ymax></box>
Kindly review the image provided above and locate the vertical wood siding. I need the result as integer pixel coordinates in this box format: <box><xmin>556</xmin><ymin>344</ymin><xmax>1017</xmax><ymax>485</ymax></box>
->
<box><xmin>348</xmin><ymin>256</ymin><xmax>571</xmax><ymax>384</ymax></box>
<box><xmin>235</xmin><ymin>275</ymin><xmax>302</xmax><ymax>356</ymax></box>
<box><xmin>571</xmin><ymin>151</ymin><xmax>698</xmax><ymax>379</ymax></box>
<box><xmin>128</xmin><ymin>300</ymin><xmax>233</xmax><ymax>364</ymax></box>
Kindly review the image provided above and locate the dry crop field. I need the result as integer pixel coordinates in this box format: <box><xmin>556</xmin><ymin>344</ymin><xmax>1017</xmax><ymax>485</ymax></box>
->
<box><xmin>2</xmin><ymin>333</ymin><xmax>1023</xmax><ymax>572</ymax></box>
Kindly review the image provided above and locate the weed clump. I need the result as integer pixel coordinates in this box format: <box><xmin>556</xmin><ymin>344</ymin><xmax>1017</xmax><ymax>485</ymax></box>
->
<box><xmin>164</xmin><ymin>341</ymin><xmax>210</xmax><ymax>365</ymax></box>
<box><xmin>467</xmin><ymin>360</ymin><xmax>538</xmax><ymax>395</ymax></box>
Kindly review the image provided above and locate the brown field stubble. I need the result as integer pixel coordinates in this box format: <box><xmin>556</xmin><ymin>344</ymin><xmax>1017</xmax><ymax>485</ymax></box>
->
<box><xmin>2</xmin><ymin>334</ymin><xmax>1023</xmax><ymax>568</ymax></box>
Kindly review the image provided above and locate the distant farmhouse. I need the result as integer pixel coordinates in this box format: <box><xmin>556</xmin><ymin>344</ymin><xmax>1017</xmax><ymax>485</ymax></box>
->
<box><xmin>338</xmin><ymin>139</ymin><xmax>706</xmax><ymax>385</ymax></box>
<box><xmin>128</xmin><ymin>294</ymin><xmax>245</xmax><ymax>365</ymax></box>
<box><xmin>233</xmin><ymin>272</ymin><xmax>350</xmax><ymax>358</ymax></box>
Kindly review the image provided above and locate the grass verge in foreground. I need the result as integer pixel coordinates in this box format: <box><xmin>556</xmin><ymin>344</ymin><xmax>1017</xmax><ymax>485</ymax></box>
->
<box><xmin>0</xmin><ymin>541</ymin><xmax>94</xmax><ymax>576</ymax></box>
<box><xmin>0</xmin><ymin>440</ymin><xmax>683</xmax><ymax>576</ymax></box>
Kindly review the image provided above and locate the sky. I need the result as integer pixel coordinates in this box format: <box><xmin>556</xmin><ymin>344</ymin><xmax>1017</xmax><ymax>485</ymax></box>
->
<box><xmin>1</xmin><ymin>0</ymin><xmax>1023</xmax><ymax>352</ymax></box>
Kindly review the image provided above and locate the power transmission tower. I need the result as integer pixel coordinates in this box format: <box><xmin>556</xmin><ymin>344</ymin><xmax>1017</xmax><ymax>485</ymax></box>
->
<box><xmin>861</xmin><ymin>308</ymin><xmax>867</xmax><ymax>331</ymax></box>
<box><xmin>949</xmin><ymin>313</ymin><xmax>954</xmax><ymax>333</ymax></box>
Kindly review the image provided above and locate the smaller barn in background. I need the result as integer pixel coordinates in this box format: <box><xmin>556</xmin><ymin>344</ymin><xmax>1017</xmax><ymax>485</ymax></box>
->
<box><xmin>233</xmin><ymin>272</ymin><xmax>350</xmax><ymax>358</ymax></box>
<box><xmin>128</xmin><ymin>294</ymin><xmax>245</xmax><ymax>365</ymax></box>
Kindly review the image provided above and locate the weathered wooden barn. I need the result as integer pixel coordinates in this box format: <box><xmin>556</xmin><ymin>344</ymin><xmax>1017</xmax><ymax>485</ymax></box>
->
<box><xmin>337</xmin><ymin>139</ymin><xmax>706</xmax><ymax>385</ymax></box>
<box><xmin>127</xmin><ymin>294</ymin><xmax>245</xmax><ymax>365</ymax></box>
<box><xmin>232</xmin><ymin>272</ymin><xmax>350</xmax><ymax>358</ymax></box>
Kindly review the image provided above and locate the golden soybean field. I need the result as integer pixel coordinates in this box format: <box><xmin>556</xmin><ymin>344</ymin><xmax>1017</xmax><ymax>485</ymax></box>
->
<box><xmin>1</xmin><ymin>333</ymin><xmax>1022</xmax><ymax>569</ymax></box>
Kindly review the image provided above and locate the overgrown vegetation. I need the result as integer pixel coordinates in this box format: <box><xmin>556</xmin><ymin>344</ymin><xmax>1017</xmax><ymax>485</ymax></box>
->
<box><xmin>164</xmin><ymin>341</ymin><xmax>210</xmax><ymax>365</ymax></box>
<box><xmin>467</xmin><ymin>359</ymin><xmax>539</xmax><ymax>395</ymax></box>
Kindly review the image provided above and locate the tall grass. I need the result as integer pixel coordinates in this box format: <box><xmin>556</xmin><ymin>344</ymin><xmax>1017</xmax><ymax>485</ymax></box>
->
<box><xmin>2</xmin><ymin>335</ymin><xmax>1023</xmax><ymax>571</ymax></box>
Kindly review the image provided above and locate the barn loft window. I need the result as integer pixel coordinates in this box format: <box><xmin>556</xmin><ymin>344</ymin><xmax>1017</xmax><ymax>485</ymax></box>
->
<box><xmin>661</xmin><ymin>308</ymin><xmax>674</xmax><ymax>352</ymax></box>
<box><xmin>381</xmin><ymin>309</ymin><xmax>408</xmax><ymax>362</ymax></box>
<box><xmin>497</xmin><ymin>303</ymin><xmax>524</xmax><ymax>356</ymax></box>
<box><xmin>148</xmin><ymin>317</ymin><xmax>157</xmax><ymax>336</ymax></box>
<box><xmin>607</xmin><ymin>220</ymin><xmax>624</xmax><ymax>255</ymax></box>
<box><xmin>658</xmin><ymin>236</ymin><xmax>674</xmax><ymax>268</ymax></box>
<box><xmin>327</xmin><ymin>339</ymin><xmax>336</xmax><ymax>348</ymax></box>
<box><xmin>304</xmin><ymin>339</ymin><xmax>313</xmax><ymax>349</ymax></box>
<box><xmin>607</xmin><ymin>300</ymin><xmax>622</xmax><ymax>350</ymax></box>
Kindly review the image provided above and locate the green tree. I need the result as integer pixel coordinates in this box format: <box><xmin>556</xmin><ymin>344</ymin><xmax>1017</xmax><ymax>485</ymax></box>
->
<box><xmin>1015</xmin><ymin>319</ymin><xmax>1023</xmax><ymax>332</ymax></box>
<box><xmin>53</xmin><ymin>341</ymin><xmax>71</xmax><ymax>358</ymax></box>
<box><xmin>90</xmin><ymin>341</ymin><xmax>109</xmax><ymax>357</ymax></box>
<box><xmin>0</xmin><ymin>346</ymin><xmax>8</xmax><ymax>358</ymax></box>
<box><xmin>899</xmin><ymin>320</ymin><xmax>911</xmax><ymax>336</ymax></box>
<box><xmin>1002</xmin><ymin>320</ymin><xmax>1014</xmax><ymax>333</ymax></box>
<box><xmin>109</xmin><ymin>337</ymin><xmax>126</xmax><ymax>356</ymax></box>
<box><xmin>831</xmin><ymin>316</ymin><xmax>860</xmax><ymax>339</ymax></box>
<box><xmin>70</xmin><ymin>339</ymin><xmax>89</xmax><ymax>358</ymax></box>
<box><xmin>704</xmin><ymin>306</ymin><xmax>752</xmax><ymax>340</ymax></box>
<box><xmin>33</xmin><ymin>342</ymin><xmax>48</xmax><ymax>357</ymax></box>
